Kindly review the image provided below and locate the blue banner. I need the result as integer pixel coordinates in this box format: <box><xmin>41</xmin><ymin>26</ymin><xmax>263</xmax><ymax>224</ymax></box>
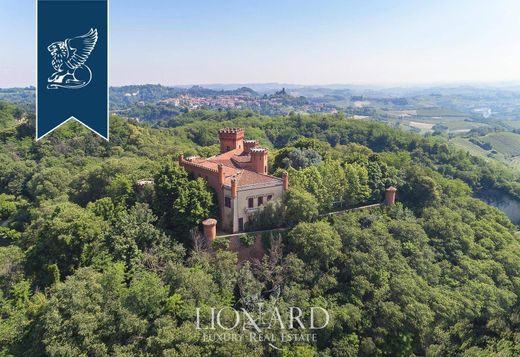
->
<box><xmin>37</xmin><ymin>0</ymin><xmax>108</xmax><ymax>140</ymax></box>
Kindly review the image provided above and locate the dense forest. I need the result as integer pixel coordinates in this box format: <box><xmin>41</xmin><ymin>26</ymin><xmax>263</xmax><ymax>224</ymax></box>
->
<box><xmin>1</xmin><ymin>102</ymin><xmax>520</xmax><ymax>356</ymax></box>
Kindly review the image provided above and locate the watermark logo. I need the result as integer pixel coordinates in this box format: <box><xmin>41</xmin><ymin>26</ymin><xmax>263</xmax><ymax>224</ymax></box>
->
<box><xmin>37</xmin><ymin>0</ymin><xmax>108</xmax><ymax>140</ymax></box>
<box><xmin>196</xmin><ymin>304</ymin><xmax>330</xmax><ymax>350</ymax></box>
<box><xmin>47</xmin><ymin>28</ymin><xmax>98</xmax><ymax>90</ymax></box>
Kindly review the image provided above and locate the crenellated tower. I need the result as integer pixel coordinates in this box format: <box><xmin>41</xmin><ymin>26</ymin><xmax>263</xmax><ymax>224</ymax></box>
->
<box><xmin>219</xmin><ymin>128</ymin><xmax>244</xmax><ymax>153</ymax></box>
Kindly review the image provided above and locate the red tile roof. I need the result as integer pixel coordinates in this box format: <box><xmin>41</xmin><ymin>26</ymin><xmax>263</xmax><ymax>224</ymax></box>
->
<box><xmin>234</xmin><ymin>170</ymin><xmax>281</xmax><ymax>187</ymax></box>
<box><xmin>182</xmin><ymin>148</ymin><xmax>282</xmax><ymax>188</ymax></box>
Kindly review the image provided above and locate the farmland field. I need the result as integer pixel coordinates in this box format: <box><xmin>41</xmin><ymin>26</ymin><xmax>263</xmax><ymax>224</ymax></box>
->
<box><xmin>416</xmin><ymin>107</ymin><xmax>468</xmax><ymax>117</ymax></box>
<box><xmin>451</xmin><ymin>137</ymin><xmax>492</xmax><ymax>158</ymax></box>
<box><xmin>409</xmin><ymin>121</ymin><xmax>434</xmax><ymax>130</ymax></box>
<box><xmin>500</xmin><ymin>120</ymin><xmax>520</xmax><ymax>130</ymax></box>
<box><xmin>444</xmin><ymin>120</ymin><xmax>489</xmax><ymax>131</ymax></box>
<box><xmin>481</xmin><ymin>132</ymin><xmax>520</xmax><ymax>157</ymax></box>
<box><xmin>451</xmin><ymin>131</ymin><xmax>520</xmax><ymax>167</ymax></box>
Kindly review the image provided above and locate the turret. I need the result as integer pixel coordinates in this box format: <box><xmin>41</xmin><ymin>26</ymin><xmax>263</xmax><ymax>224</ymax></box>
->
<box><xmin>219</xmin><ymin>128</ymin><xmax>244</xmax><ymax>153</ymax></box>
<box><xmin>202</xmin><ymin>218</ymin><xmax>217</xmax><ymax>245</ymax></box>
<box><xmin>385</xmin><ymin>186</ymin><xmax>397</xmax><ymax>205</ymax></box>
<box><xmin>250</xmin><ymin>147</ymin><xmax>268</xmax><ymax>175</ymax></box>
<box><xmin>244</xmin><ymin>139</ymin><xmax>258</xmax><ymax>154</ymax></box>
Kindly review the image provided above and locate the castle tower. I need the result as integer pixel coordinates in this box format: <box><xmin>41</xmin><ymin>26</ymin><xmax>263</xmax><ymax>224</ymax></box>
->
<box><xmin>244</xmin><ymin>139</ymin><xmax>258</xmax><ymax>154</ymax></box>
<box><xmin>219</xmin><ymin>128</ymin><xmax>244</xmax><ymax>153</ymax></box>
<box><xmin>181</xmin><ymin>128</ymin><xmax>287</xmax><ymax>234</ymax></box>
<box><xmin>250</xmin><ymin>147</ymin><xmax>268</xmax><ymax>175</ymax></box>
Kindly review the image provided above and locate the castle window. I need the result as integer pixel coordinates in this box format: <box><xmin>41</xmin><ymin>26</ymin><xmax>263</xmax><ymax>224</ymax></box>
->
<box><xmin>226</xmin><ymin>146</ymin><xmax>230</xmax><ymax>151</ymax></box>
<box><xmin>225</xmin><ymin>197</ymin><xmax>231</xmax><ymax>208</ymax></box>
<box><xmin>258</xmin><ymin>196</ymin><xmax>263</xmax><ymax>206</ymax></box>
<box><xmin>248</xmin><ymin>197</ymin><xmax>254</xmax><ymax>208</ymax></box>
<box><xmin>264</xmin><ymin>166</ymin><xmax>267</xmax><ymax>173</ymax></box>
<box><xmin>267</xmin><ymin>195</ymin><xmax>273</xmax><ymax>201</ymax></box>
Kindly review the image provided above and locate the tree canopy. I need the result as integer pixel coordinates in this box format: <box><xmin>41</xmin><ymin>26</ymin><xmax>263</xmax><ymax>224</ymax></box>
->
<box><xmin>1</xmin><ymin>105</ymin><xmax>520</xmax><ymax>355</ymax></box>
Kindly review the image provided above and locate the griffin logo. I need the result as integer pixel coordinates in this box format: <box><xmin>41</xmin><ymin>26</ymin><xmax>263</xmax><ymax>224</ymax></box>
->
<box><xmin>47</xmin><ymin>28</ymin><xmax>98</xmax><ymax>89</ymax></box>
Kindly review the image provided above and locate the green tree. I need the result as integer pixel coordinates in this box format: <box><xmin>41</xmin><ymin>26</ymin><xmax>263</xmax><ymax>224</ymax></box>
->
<box><xmin>0</xmin><ymin>194</ymin><xmax>17</xmax><ymax>220</ymax></box>
<box><xmin>400</xmin><ymin>167</ymin><xmax>441</xmax><ymax>210</ymax></box>
<box><xmin>87</xmin><ymin>197</ymin><xmax>118</xmax><ymax>221</ymax></box>
<box><xmin>23</xmin><ymin>202</ymin><xmax>106</xmax><ymax>287</ymax></box>
<box><xmin>125</xmin><ymin>270</ymin><xmax>169</xmax><ymax>319</ymax></box>
<box><xmin>343</xmin><ymin>163</ymin><xmax>371</xmax><ymax>206</ymax></box>
<box><xmin>287</xmin><ymin>166</ymin><xmax>332</xmax><ymax>211</ymax></box>
<box><xmin>285</xmin><ymin>189</ymin><xmax>319</xmax><ymax>225</ymax></box>
<box><xmin>318</xmin><ymin>160</ymin><xmax>348</xmax><ymax>208</ymax></box>
<box><xmin>281</xmin><ymin>147</ymin><xmax>323</xmax><ymax>169</ymax></box>
<box><xmin>0</xmin><ymin>158</ymin><xmax>36</xmax><ymax>197</ymax></box>
<box><xmin>107</xmin><ymin>174</ymin><xmax>134</xmax><ymax>207</ymax></box>
<box><xmin>106</xmin><ymin>203</ymin><xmax>182</xmax><ymax>276</ymax></box>
<box><xmin>153</xmin><ymin>162</ymin><xmax>188</xmax><ymax>228</ymax></box>
<box><xmin>171</xmin><ymin>179</ymin><xmax>214</xmax><ymax>240</ymax></box>
<box><xmin>288</xmin><ymin>221</ymin><xmax>341</xmax><ymax>269</ymax></box>
<box><xmin>0</xmin><ymin>246</ymin><xmax>25</xmax><ymax>295</ymax></box>
<box><xmin>29</xmin><ymin>265</ymin><xmax>147</xmax><ymax>355</ymax></box>
<box><xmin>26</xmin><ymin>167</ymin><xmax>71</xmax><ymax>202</ymax></box>
<box><xmin>249</xmin><ymin>199</ymin><xmax>286</xmax><ymax>230</ymax></box>
<box><xmin>365</xmin><ymin>158</ymin><xmax>398</xmax><ymax>201</ymax></box>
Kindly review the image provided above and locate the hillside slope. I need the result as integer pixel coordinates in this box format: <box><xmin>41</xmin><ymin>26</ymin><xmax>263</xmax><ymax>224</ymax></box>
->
<box><xmin>451</xmin><ymin>131</ymin><xmax>520</xmax><ymax>167</ymax></box>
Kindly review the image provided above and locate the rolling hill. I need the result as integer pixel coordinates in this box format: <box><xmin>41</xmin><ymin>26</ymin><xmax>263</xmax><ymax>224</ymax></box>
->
<box><xmin>451</xmin><ymin>131</ymin><xmax>520</xmax><ymax>167</ymax></box>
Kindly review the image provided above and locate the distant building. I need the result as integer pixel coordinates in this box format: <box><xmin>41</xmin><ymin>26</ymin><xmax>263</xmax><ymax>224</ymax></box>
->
<box><xmin>180</xmin><ymin>128</ymin><xmax>288</xmax><ymax>233</ymax></box>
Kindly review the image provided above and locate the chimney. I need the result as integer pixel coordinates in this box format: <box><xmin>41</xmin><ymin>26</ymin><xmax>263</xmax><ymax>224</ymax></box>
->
<box><xmin>178</xmin><ymin>153</ymin><xmax>184</xmax><ymax>164</ymax></box>
<box><xmin>244</xmin><ymin>140</ymin><xmax>258</xmax><ymax>154</ymax></box>
<box><xmin>218</xmin><ymin>128</ymin><xmax>245</xmax><ymax>153</ymax></box>
<box><xmin>385</xmin><ymin>186</ymin><xmax>397</xmax><ymax>205</ymax></box>
<box><xmin>282</xmin><ymin>172</ymin><xmax>289</xmax><ymax>191</ymax></box>
<box><xmin>231</xmin><ymin>178</ymin><xmax>237</xmax><ymax>199</ymax></box>
<box><xmin>202</xmin><ymin>218</ymin><xmax>217</xmax><ymax>245</ymax></box>
<box><xmin>250</xmin><ymin>148</ymin><xmax>268</xmax><ymax>175</ymax></box>
<box><xmin>218</xmin><ymin>164</ymin><xmax>224</xmax><ymax>186</ymax></box>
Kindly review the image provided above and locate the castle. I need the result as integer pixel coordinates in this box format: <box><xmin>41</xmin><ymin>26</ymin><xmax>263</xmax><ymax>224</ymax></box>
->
<box><xmin>179</xmin><ymin>128</ymin><xmax>288</xmax><ymax>233</ymax></box>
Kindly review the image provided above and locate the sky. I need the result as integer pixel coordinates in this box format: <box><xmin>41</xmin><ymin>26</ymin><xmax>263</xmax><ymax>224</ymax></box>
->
<box><xmin>1</xmin><ymin>0</ymin><xmax>520</xmax><ymax>87</ymax></box>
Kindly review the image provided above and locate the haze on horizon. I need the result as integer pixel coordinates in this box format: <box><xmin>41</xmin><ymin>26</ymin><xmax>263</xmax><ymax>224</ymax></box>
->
<box><xmin>1</xmin><ymin>0</ymin><xmax>520</xmax><ymax>88</ymax></box>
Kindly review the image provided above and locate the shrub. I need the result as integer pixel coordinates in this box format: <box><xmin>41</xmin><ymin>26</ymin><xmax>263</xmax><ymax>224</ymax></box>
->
<box><xmin>239</xmin><ymin>233</ymin><xmax>256</xmax><ymax>247</ymax></box>
<box><xmin>212</xmin><ymin>236</ymin><xmax>230</xmax><ymax>251</ymax></box>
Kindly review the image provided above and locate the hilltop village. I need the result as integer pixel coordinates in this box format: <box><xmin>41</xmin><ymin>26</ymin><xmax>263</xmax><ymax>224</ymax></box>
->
<box><xmin>158</xmin><ymin>89</ymin><xmax>337</xmax><ymax>114</ymax></box>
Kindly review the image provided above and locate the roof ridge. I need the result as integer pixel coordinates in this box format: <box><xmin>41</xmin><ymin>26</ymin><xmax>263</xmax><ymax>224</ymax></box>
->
<box><xmin>180</xmin><ymin>159</ymin><xmax>219</xmax><ymax>173</ymax></box>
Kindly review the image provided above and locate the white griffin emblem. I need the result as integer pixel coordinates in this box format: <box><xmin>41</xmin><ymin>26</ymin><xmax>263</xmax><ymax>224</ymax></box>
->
<box><xmin>47</xmin><ymin>28</ymin><xmax>98</xmax><ymax>89</ymax></box>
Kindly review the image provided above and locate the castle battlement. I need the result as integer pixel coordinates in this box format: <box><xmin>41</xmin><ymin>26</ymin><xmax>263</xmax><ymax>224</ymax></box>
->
<box><xmin>218</xmin><ymin>127</ymin><xmax>244</xmax><ymax>134</ymax></box>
